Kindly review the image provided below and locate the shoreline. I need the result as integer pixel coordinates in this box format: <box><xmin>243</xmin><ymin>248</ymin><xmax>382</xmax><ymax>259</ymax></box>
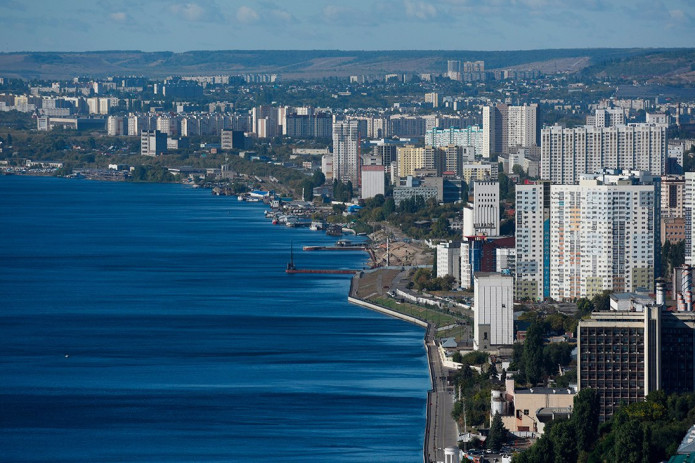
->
<box><xmin>348</xmin><ymin>273</ymin><xmax>457</xmax><ymax>463</ymax></box>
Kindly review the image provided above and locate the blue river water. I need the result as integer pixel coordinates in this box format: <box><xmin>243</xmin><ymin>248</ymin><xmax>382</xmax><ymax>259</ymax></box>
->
<box><xmin>0</xmin><ymin>175</ymin><xmax>429</xmax><ymax>462</ymax></box>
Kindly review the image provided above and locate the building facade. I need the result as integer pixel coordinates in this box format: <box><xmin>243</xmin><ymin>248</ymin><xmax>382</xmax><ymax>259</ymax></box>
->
<box><xmin>550</xmin><ymin>171</ymin><xmax>660</xmax><ymax>300</ymax></box>
<box><xmin>333</xmin><ymin>120</ymin><xmax>360</xmax><ymax>185</ymax></box>
<box><xmin>540</xmin><ymin>123</ymin><xmax>667</xmax><ymax>185</ymax></box>
<box><xmin>473</xmin><ymin>272</ymin><xmax>514</xmax><ymax>350</ymax></box>
<box><xmin>515</xmin><ymin>181</ymin><xmax>551</xmax><ymax>301</ymax></box>
<box><xmin>578</xmin><ymin>307</ymin><xmax>695</xmax><ymax>421</ymax></box>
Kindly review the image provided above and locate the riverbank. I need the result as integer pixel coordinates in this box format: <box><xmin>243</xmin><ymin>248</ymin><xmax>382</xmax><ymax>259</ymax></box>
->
<box><xmin>349</xmin><ymin>269</ymin><xmax>460</xmax><ymax>463</ymax></box>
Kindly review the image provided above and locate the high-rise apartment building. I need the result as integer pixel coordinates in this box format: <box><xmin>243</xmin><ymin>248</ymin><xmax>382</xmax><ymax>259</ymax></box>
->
<box><xmin>424</xmin><ymin>92</ymin><xmax>439</xmax><ymax>108</ymax></box>
<box><xmin>252</xmin><ymin>105</ymin><xmax>280</xmax><ymax>138</ymax></box>
<box><xmin>473</xmin><ymin>181</ymin><xmax>500</xmax><ymax>237</ymax></box>
<box><xmin>515</xmin><ymin>181</ymin><xmax>551</xmax><ymax>301</ymax></box>
<box><xmin>550</xmin><ymin>171</ymin><xmax>660</xmax><ymax>300</ymax></box>
<box><xmin>447</xmin><ymin>60</ymin><xmax>461</xmax><ymax>81</ymax></box>
<box><xmin>482</xmin><ymin>104</ymin><xmax>505</xmax><ymax>158</ymax></box>
<box><xmin>484</xmin><ymin>103</ymin><xmax>541</xmax><ymax>157</ymax></box>
<box><xmin>540</xmin><ymin>123</ymin><xmax>667</xmax><ymax>185</ymax></box>
<box><xmin>140</xmin><ymin>130</ymin><xmax>167</xmax><ymax>156</ymax></box>
<box><xmin>396</xmin><ymin>145</ymin><xmax>425</xmax><ymax>178</ymax></box>
<box><xmin>107</xmin><ymin>116</ymin><xmax>125</xmax><ymax>136</ymax></box>
<box><xmin>661</xmin><ymin>175</ymin><xmax>685</xmax><ymax>245</ymax></box>
<box><xmin>425</xmin><ymin>126</ymin><xmax>484</xmax><ymax>155</ymax></box>
<box><xmin>332</xmin><ymin>120</ymin><xmax>360</xmax><ymax>185</ymax></box>
<box><xmin>507</xmin><ymin>103</ymin><xmax>540</xmax><ymax>149</ymax></box>
<box><xmin>685</xmin><ymin>173</ymin><xmax>695</xmax><ymax>265</ymax></box>
<box><xmin>586</xmin><ymin>108</ymin><xmax>626</xmax><ymax>127</ymax></box>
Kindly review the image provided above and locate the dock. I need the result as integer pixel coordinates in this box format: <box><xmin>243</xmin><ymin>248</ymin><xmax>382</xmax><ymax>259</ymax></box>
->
<box><xmin>302</xmin><ymin>245</ymin><xmax>367</xmax><ymax>251</ymax></box>
<box><xmin>286</xmin><ymin>268</ymin><xmax>358</xmax><ymax>274</ymax></box>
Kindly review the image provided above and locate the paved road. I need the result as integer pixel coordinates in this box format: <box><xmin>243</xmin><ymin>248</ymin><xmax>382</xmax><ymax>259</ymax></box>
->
<box><xmin>425</xmin><ymin>325</ymin><xmax>458</xmax><ymax>463</ymax></box>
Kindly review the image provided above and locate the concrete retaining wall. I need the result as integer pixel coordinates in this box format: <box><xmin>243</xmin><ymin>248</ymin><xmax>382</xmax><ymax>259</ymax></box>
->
<box><xmin>347</xmin><ymin>296</ymin><xmax>428</xmax><ymax>328</ymax></box>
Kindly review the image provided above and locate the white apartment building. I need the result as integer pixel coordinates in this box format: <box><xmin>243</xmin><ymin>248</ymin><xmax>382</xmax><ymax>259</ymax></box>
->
<box><xmin>540</xmin><ymin>123</ymin><xmax>667</xmax><ymax>185</ymax></box>
<box><xmin>473</xmin><ymin>272</ymin><xmax>514</xmax><ymax>350</ymax></box>
<box><xmin>473</xmin><ymin>181</ymin><xmax>500</xmax><ymax>236</ymax></box>
<box><xmin>507</xmin><ymin>103</ymin><xmax>539</xmax><ymax>149</ymax></box>
<box><xmin>549</xmin><ymin>171</ymin><xmax>660</xmax><ymax>301</ymax></box>
<box><xmin>107</xmin><ymin>116</ymin><xmax>125</xmax><ymax>136</ymax></box>
<box><xmin>515</xmin><ymin>182</ymin><xmax>551</xmax><ymax>301</ymax></box>
<box><xmin>436</xmin><ymin>242</ymin><xmax>461</xmax><ymax>285</ymax></box>
<box><xmin>685</xmin><ymin>173</ymin><xmax>695</xmax><ymax>265</ymax></box>
<box><xmin>360</xmin><ymin>165</ymin><xmax>385</xmax><ymax>199</ymax></box>
<box><xmin>586</xmin><ymin>108</ymin><xmax>626</xmax><ymax>127</ymax></box>
<box><xmin>333</xmin><ymin>120</ymin><xmax>360</xmax><ymax>185</ymax></box>
<box><xmin>425</xmin><ymin>126</ymin><xmax>484</xmax><ymax>155</ymax></box>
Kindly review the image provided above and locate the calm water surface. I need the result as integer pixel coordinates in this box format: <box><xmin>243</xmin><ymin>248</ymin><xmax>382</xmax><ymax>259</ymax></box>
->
<box><xmin>0</xmin><ymin>176</ymin><xmax>429</xmax><ymax>462</ymax></box>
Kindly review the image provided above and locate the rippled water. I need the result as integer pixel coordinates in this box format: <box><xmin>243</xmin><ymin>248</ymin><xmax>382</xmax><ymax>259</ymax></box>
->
<box><xmin>0</xmin><ymin>176</ymin><xmax>428</xmax><ymax>462</ymax></box>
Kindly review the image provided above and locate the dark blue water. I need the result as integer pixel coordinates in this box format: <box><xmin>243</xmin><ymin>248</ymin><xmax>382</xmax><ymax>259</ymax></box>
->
<box><xmin>0</xmin><ymin>176</ymin><xmax>429</xmax><ymax>462</ymax></box>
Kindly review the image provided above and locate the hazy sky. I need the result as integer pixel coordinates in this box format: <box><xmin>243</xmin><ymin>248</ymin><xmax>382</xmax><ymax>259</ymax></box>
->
<box><xmin>0</xmin><ymin>0</ymin><xmax>692</xmax><ymax>52</ymax></box>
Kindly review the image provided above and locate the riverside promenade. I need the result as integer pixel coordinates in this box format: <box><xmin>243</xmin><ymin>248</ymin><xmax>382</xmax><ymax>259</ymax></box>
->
<box><xmin>349</xmin><ymin>269</ymin><xmax>459</xmax><ymax>463</ymax></box>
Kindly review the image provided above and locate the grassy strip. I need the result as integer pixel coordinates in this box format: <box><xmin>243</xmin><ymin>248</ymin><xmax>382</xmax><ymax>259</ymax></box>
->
<box><xmin>368</xmin><ymin>296</ymin><xmax>462</xmax><ymax>328</ymax></box>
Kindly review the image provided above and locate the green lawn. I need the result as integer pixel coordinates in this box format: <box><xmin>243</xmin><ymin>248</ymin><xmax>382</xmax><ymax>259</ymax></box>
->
<box><xmin>368</xmin><ymin>296</ymin><xmax>463</xmax><ymax>328</ymax></box>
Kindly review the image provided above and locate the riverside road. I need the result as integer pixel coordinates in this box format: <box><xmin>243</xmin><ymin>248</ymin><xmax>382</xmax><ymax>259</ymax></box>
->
<box><xmin>425</xmin><ymin>324</ymin><xmax>458</xmax><ymax>463</ymax></box>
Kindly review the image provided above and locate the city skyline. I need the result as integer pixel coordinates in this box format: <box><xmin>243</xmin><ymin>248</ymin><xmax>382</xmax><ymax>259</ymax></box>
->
<box><xmin>0</xmin><ymin>0</ymin><xmax>693</xmax><ymax>53</ymax></box>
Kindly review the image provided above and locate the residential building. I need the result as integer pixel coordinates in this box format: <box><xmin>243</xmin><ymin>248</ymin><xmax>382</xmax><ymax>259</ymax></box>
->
<box><xmin>473</xmin><ymin>181</ymin><xmax>500</xmax><ymax>237</ymax></box>
<box><xmin>540</xmin><ymin>123</ymin><xmax>667</xmax><ymax>185</ymax></box>
<box><xmin>550</xmin><ymin>171</ymin><xmax>660</xmax><ymax>301</ymax></box>
<box><xmin>425</xmin><ymin>126</ymin><xmax>484</xmax><ymax>155</ymax></box>
<box><xmin>333</xmin><ymin>120</ymin><xmax>360</xmax><ymax>185</ymax></box>
<box><xmin>396</xmin><ymin>145</ymin><xmax>425</xmax><ymax>178</ymax></box>
<box><xmin>107</xmin><ymin>116</ymin><xmax>125</xmax><ymax>136</ymax></box>
<box><xmin>460</xmin><ymin>236</ymin><xmax>515</xmax><ymax>290</ymax></box>
<box><xmin>586</xmin><ymin>108</ymin><xmax>626</xmax><ymax>127</ymax></box>
<box><xmin>686</xmin><ymin>173</ymin><xmax>695</xmax><ymax>265</ymax></box>
<box><xmin>461</xmin><ymin>162</ymin><xmax>498</xmax><ymax>184</ymax></box>
<box><xmin>221</xmin><ymin>130</ymin><xmax>245</xmax><ymax>150</ymax></box>
<box><xmin>473</xmin><ymin>272</ymin><xmax>514</xmax><ymax>350</ymax></box>
<box><xmin>424</xmin><ymin>92</ymin><xmax>439</xmax><ymax>108</ymax></box>
<box><xmin>482</xmin><ymin>104</ymin><xmax>506</xmax><ymax>157</ymax></box>
<box><xmin>360</xmin><ymin>165</ymin><xmax>385</xmax><ymax>199</ymax></box>
<box><xmin>140</xmin><ymin>130</ymin><xmax>167</xmax><ymax>156</ymax></box>
<box><xmin>496</xmin><ymin>248</ymin><xmax>516</xmax><ymax>275</ymax></box>
<box><xmin>515</xmin><ymin>182</ymin><xmax>551</xmax><ymax>301</ymax></box>
<box><xmin>436</xmin><ymin>242</ymin><xmax>461</xmax><ymax>285</ymax></box>
<box><xmin>507</xmin><ymin>103</ymin><xmax>540</xmax><ymax>149</ymax></box>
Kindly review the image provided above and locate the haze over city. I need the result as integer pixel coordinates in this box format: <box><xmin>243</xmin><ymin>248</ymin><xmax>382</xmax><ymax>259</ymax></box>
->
<box><xmin>0</xmin><ymin>0</ymin><xmax>693</xmax><ymax>52</ymax></box>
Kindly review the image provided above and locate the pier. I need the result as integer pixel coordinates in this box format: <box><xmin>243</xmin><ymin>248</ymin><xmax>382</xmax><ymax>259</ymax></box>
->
<box><xmin>285</xmin><ymin>243</ymin><xmax>360</xmax><ymax>274</ymax></box>
<box><xmin>302</xmin><ymin>245</ymin><xmax>368</xmax><ymax>251</ymax></box>
<box><xmin>286</xmin><ymin>268</ymin><xmax>358</xmax><ymax>275</ymax></box>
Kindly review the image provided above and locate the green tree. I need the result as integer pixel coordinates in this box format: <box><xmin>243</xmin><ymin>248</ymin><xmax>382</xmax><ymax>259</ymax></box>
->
<box><xmin>550</xmin><ymin>419</ymin><xmax>577</xmax><ymax>463</ymax></box>
<box><xmin>573</xmin><ymin>388</ymin><xmax>600</xmax><ymax>454</ymax></box>
<box><xmin>591</xmin><ymin>291</ymin><xmax>611</xmax><ymax>312</ymax></box>
<box><xmin>311</xmin><ymin>169</ymin><xmax>325</xmax><ymax>187</ymax></box>
<box><xmin>612</xmin><ymin>414</ymin><xmax>643</xmax><ymax>463</ymax></box>
<box><xmin>487</xmin><ymin>412</ymin><xmax>507</xmax><ymax>452</ymax></box>
<box><xmin>577</xmin><ymin>298</ymin><xmax>595</xmax><ymax>317</ymax></box>
<box><xmin>522</xmin><ymin>321</ymin><xmax>545</xmax><ymax>385</ymax></box>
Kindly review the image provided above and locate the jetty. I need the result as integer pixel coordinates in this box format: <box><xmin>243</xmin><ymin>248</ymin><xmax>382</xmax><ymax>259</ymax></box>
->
<box><xmin>302</xmin><ymin>245</ymin><xmax>368</xmax><ymax>251</ymax></box>
<box><xmin>285</xmin><ymin>243</ymin><xmax>359</xmax><ymax>275</ymax></box>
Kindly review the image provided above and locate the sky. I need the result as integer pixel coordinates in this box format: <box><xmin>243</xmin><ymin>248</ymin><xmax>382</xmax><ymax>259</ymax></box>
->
<box><xmin>0</xmin><ymin>0</ymin><xmax>693</xmax><ymax>52</ymax></box>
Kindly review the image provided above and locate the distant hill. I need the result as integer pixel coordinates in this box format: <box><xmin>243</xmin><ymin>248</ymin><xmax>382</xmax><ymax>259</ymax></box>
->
<box><xmin>581</xmin><ymin>49</ymin><xmax>695</xmax><ymax>85</ymax></box>
<box><xmin>0</xmin><ymin>48</ymin><xmax>691</xmax><ymax>81</ymax></box>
